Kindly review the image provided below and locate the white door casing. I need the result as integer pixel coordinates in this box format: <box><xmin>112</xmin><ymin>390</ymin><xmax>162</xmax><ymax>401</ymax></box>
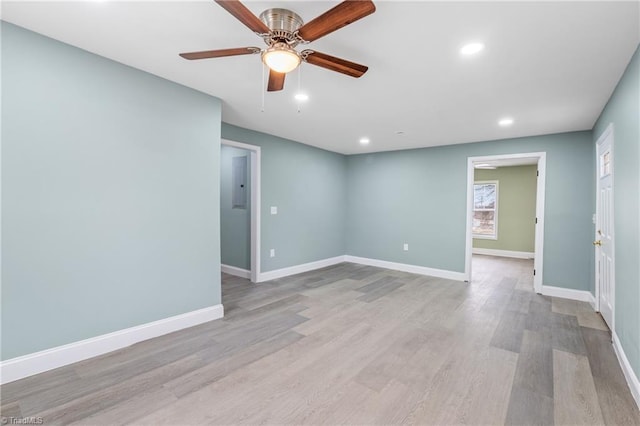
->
<box><xmin>465</xmin><ymin>152</ymin><xmax>546</xmax><ymax>293</ymax></box>
<box><xmin>595</xmin><ymin>124</ymin><xmax>615</xmax><ymax>330</ymax></box>
<box><xmin>222</xmin><ymin>139</ymin><xmax>261</xmax><ymax>283</ymax></box>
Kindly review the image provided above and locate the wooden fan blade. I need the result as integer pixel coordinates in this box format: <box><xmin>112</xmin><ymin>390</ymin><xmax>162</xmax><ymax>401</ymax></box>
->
<box><xmin>214</xmin><ymin>0</ymin><xmax>270</xmax><ymax>34</ymax></box>
<box><xmin>267</xmin><ymin>70</ymin><xmax>285</xmax><ymax>91</ymax></box>
<box><xmin>302</xmin><ymin>50</ymin><xmax>368</xmax><ymax>78</ymax></box>
<box><xmin>297</xmin><ymin>0</ymin><xmax>376</xmax><ymax>42</ymax></box>
<box><xmin>179</xmin><ymin>47</ymin><xmax>260</xmax><ymax>60</ymax></box>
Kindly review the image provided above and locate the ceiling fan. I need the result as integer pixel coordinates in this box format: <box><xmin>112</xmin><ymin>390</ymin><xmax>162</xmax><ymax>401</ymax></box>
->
<box><xmin>179</xmin><ymin>0</ymin><xmax>376</xmax><ymax>92</ymax></box>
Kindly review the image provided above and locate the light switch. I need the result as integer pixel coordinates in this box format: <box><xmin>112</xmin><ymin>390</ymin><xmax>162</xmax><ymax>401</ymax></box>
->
<box><xmin>403</xmin><ymin>243</ymin><xmax>409</xmax><ymax>251</ymax></box>
<box><xmin>270</xmin><ymin>249</ymin><xmax>275</xmax><ymax>258</ymax></box>
<box><xmin>271</xmin><ymin>206</ymin><xmax>278</xmax><ymax>215</ymax></box>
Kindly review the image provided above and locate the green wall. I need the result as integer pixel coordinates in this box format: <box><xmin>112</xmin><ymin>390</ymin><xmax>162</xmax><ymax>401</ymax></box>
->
<box><xmin>221</xmin><ymin>124</ymin><xmax>347</xmax><ymax>272</ymax></box>
<box><xmin>1</xmin><ymin>23</ymin><xmax>222</xmax><ymax>360</ymax></box>
<box><xmin>346</xmin><ymin>131</ymin><xmax>593</xmax><ymax>290</ymax></box>
<box><xmin>473</xmin><ymin>166</ymin><xmax>537</xmax><ymax>252</ymax></box>
<box><xmin>220</xmin><ymin>146</ymin><xmax>251</xmax><ymax>270</ymax></box>
<box><xmin>593</xmin><ymin>44</ymin><xmax>640</xmax><ymax>378</ymax></box>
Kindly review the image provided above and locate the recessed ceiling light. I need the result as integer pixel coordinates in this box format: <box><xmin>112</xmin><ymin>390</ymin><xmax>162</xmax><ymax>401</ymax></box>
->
<box><xmin>475</xmin><ymin>163</ymin><xmax>497</xmax><ymax>169</ymax></box>
<box><xmin>359</xmin><ymin>137</ymin><xmax>370</xmax><ymax>145</ymax></box>
<box><xmin>498</xmin><ymin>117</ymin><xmax>514</xmax><ymax>127</ymax></box>
<box><xmin>460</xmin><ymin>42</ymin><xmax>485</xmax><ymax>56</ymax></box>
<box><xmin>294</xmin><ymin>93</ymin><xmax>309</xmax><ymax>102</ymax></box>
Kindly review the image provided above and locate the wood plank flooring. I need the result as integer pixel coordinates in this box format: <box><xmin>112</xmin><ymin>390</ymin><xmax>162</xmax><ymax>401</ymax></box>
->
<box><xmin>1</xmin><ymin>255</ymin><xmax>638</xmax><ymax>425</ymax></box>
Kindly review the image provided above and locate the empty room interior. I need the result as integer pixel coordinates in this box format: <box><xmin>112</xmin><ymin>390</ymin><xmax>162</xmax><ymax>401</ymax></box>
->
<box><xmin>2</xmin><ymin>1</ymin><xmax>640</xmax><ymax>425</ymax></box>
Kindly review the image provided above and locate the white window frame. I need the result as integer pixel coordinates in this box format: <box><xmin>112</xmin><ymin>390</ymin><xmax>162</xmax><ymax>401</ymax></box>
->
<box><xmin>472</xmin><ymin>180</ymin><xmax>499</xmax><ymax>240</ymax></box>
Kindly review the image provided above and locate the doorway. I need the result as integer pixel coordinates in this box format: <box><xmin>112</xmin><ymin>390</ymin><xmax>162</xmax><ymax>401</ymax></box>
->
<box><xmin>465</xmin><ymin>152</ymin><xmax>547</xmax><ymax>293</ymax></box>
<box><xmin>221</xmin><ymin>139</ymin><xmax>261</xmax><ymax>283</ymax></box>
<box><xmin>594</xmin><ymin>124</ymin><xmax>615</xmax><ymax>330</ymax></box>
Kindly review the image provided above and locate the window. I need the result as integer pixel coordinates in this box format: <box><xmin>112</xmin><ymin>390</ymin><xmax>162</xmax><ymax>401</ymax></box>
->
<box><xmin>473</xmin><ymin>181</ymin><xmax>498</xmax><ymax>239</ymax></box>
<box><xmin>600</xmin><ymin>150</ymin><xmax>611</xmax><ymax>177</ymax></box>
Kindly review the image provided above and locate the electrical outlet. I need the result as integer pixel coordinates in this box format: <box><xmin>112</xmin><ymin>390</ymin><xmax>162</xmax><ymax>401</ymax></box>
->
<box><xmin>270</xmin><ymin>249</ymin><xmax>275</xmax><ymax>258</ymax></box>
<box><xmin>403</xmin><ymin>243</ymin><xmax>409</xmax><ymax>251</ymax></box>
<box><xmin>271</xmin><ymin>206</ymin><xmax>278</xmax><ymax>215</ymax></box>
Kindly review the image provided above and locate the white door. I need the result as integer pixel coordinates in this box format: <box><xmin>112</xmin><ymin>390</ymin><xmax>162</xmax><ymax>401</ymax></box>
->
<box><xmin>595</xmin><ymin>126</ymin><xmax>614</xmax><ymax>330</ymax></box>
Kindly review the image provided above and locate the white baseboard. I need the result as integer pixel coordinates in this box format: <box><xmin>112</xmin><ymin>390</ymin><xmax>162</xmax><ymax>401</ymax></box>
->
<box><xmin>612</xmin><ymin>332</ymin><xmax>640</xmax><ymax>410</ymax></box>
<box><xmin>540</xmin><ymin>285</ymin><xmax>593</xmax><ymax>302</ymax></box>
<box><xmin>472</xmin><ymin>248</ymin><xmax>535</xmax><ymax>259</ymax></box>
<box><xmin>587</xmin><ymin>292</ymin><xmax>597</xmax><ymax>311</ymax></box>
<box><xmin>257</xmin><ymin>254</ymin><xmax>466</xmax><ymax>283</ymax></box>
<box><xmin>0</xmin><ymin>304</ymin><xmax>224</xmax><ymax>385</ymax></box>
<box><xmin>344</xmin><ymin>255</ymin><xmax>466</xmax><ymax>282</ymax></box>
<box><xmin>258</xmin><ymin>256</ymin><xmax>346</xmax><ymax>282</ymax></box>
<box><xmin>221</xmin><ymin>264</ymin><xmax>251</xmax><ymax>279</ymax></box>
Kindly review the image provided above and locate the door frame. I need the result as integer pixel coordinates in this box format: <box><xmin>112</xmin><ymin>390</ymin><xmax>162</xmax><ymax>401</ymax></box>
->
<box><xmin>221</xmin><ymin>139</ymin><xmax>261</xmax><ymax>283</ymax></box>
<box><xmin>465</xmin><ymin>152</ymin><xmax>547</xmax><ymax>293</ymax></box>
<box><xmin>594</xmin><ymin>123</ymin><xmax>615</xmax><ymax>323</ymax></box>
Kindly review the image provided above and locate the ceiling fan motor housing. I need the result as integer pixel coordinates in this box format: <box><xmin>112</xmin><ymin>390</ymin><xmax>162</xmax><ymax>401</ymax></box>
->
<box><xmin>259</xmin><ymin>8</ymin><xmax>304</xmax><ymax>46</ymax></box>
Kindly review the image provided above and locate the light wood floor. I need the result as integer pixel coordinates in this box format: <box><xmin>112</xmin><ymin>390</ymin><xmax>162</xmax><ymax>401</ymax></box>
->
<box><xmin>2</xmin><ymin>256</ymin><xmax>639</xmax><ymax>425</ymax></box>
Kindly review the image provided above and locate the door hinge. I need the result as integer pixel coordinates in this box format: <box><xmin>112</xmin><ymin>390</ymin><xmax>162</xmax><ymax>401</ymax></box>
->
<box><xmin>533</xmin><ymin>269</ymin><xmax>536</xmax><ymax>276</ymax></box>
<box><xmin>537</xmin><ymin>170</ymin><xmax>539</xmax><ymax>177</ymax></box>
<box><xmin>535</xmin><ymin>217</ymin><xmax>538</xmax><ymax>224</ymax></box>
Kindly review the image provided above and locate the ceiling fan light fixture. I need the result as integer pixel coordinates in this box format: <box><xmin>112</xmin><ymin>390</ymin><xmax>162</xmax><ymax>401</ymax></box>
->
<box><xmin>262</xmin><ymin>42</ymin><xmax>301</xmax><ymax>74</ymax></box>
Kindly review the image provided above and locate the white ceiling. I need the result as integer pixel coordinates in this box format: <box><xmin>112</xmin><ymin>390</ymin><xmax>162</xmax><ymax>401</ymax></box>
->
<box><xmin>2</xmin><ymin>1</ymin><xmax>639</xmax><ymax>154</ymax></box>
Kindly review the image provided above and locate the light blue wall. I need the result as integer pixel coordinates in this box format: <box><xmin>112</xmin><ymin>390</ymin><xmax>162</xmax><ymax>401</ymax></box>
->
<box><xmin>593</xmin><ymin>44</ymin><xmax>640</xmax><ymax>378</ymax></box>
<box><xmin>1</xmin><ymin>23</ymin><xmax>222</xmax><ymax>360</ymax></box>
<box><xmin>220</xmin><ymin>146</ymin><xmax>251</xmax><ymax>270</ymax></box>
<box><xmin>221</xmin><ymin>124</ymin><xmax>347</xmax><ymax>272</ymax></box>
<box><xmin>346</xmin><ymin>131</ymin><xmax>593</xmax><ymax>290</ymax></box>
<box><xmin>3</xmin><ymin>21</ymin><xmax>632</xmax><ymax>374</ymax></box>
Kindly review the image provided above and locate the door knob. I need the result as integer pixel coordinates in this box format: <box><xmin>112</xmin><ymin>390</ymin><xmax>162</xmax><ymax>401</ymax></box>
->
<box><xmin>593</xmin><ymin>240</ymin><xmax>602</xmax><ymax>246</ymax></box>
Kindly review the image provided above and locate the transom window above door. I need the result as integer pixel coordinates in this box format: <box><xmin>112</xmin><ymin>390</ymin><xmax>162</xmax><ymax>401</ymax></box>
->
<box><xmin>473</xmin><ymin>181</ymin><xmax>498</xmax><ymax>239</ymax></box>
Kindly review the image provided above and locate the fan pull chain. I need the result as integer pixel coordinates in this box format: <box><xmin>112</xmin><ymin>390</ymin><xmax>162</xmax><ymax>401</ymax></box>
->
<box><xmin>296</xmin><ymin>65</ymin><xmax>302</xmax><ymax>114</ymax></box>
<box><xmin>261</xmin><ymin>64</ymin><xmax>266</xmax><ymax>113</ymax></box>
